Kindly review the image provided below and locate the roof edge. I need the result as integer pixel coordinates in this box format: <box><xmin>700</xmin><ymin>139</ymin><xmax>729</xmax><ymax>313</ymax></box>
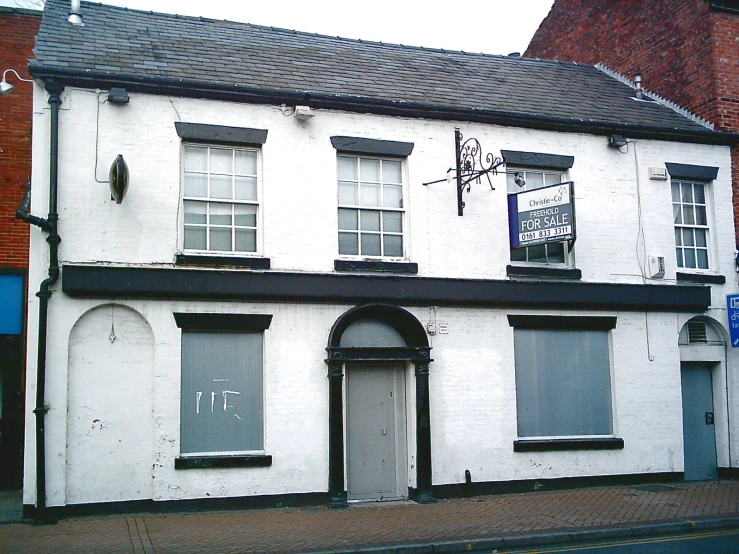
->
<box><xmin>596</xmin><ymin>64</ymin><xmax>715</xmax><ymax>130</ymax></box>
<box><xmin>0</xmin><ymin>6</ymin><xmax>43</xmax><ymax>16</ymax></box>
<box><xmin>709</xmin><ymin>1</ymin><xmax>739</xmax><ymax>14</ymax></box>
<box><xmin>29</xmin><ymin>65</ymin><xmax>739</xmax><ymax>147</ymax></box>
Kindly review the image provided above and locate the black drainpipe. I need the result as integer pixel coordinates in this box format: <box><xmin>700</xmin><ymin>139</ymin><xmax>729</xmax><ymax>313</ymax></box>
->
<box><xmin>16</xmin><ymin>79</ymin><xmax>64</xmax><ymax>525</ymax></box>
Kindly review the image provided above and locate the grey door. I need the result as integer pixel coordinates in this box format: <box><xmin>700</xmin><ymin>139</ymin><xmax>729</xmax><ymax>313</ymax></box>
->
<box><xmin>681</xmin><ymin>363</ymin><xmax>718</xmax><ymax>481</ymax></box>
<box><xmin>346</xmin><ymin>365</ymin><xmax>407</xmax><ymax>501</ymax></box>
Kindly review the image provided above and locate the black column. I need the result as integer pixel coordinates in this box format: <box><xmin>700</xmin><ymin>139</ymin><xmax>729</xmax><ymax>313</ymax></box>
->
<box><xmin>415</xmin><ymin>362</ymin><xmax>435</xmax><ymax>503</ymax></box>
<box><xmin>327</xmin><ymin>361</ymin><xmax>347</xmax><ymax>507</ymax></box>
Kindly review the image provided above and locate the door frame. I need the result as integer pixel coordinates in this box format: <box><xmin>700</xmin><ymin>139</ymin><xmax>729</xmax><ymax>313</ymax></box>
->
<box><xmin>325</xmin><ymin>303</ymin><xmax>433</xmax><ymax>507</ymax></box>
<box><xmin>678</xmin><ymin>315</ymin><xmax>731</xmax><ymax>480</ymax></box>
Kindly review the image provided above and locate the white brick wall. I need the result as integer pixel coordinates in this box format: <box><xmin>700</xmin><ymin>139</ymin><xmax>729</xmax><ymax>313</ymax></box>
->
<box><xmin>30</xmin><ymin>87</ymin><xmax>737</xmax><ymax>282</ymax></box>
<box><xmin>23</xmin><ymin>85</ymin><xmax>739</xmax><ymax>506</ymax></box>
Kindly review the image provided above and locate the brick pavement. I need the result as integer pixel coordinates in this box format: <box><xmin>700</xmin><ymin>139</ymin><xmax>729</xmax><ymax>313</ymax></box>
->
<box><xmin>1</xmin><ymin>481</ymin><xmax>738</xmax><ymax>553</ymax></box>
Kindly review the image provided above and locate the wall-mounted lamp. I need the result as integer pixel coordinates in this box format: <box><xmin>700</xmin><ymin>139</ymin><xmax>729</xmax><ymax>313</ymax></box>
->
<box><xmin>109</xmin><ymin>155</ymin><xmax>129</xmax><ymax>204</ymax></box>
<box><xmin>107</xmin><ymin>88</ymin><xmax>130</xmax><ymax>104</ymax></box>
<box><xmin>0</xmin><ymin>69</ymin><xmax>33</xmax><ymax>96</ymax></box>
<box><xmin>68</xmin><ymin>0</ymin><xmax>84</xmax><ymax>26</ymax></box>
<box><xmin>607</xmin><ymin>134</ymin><xmax>629</xmax><ymax>149</ymax></box>
<box><xmin>294</xmin><ymin>105</ymin><xmax>314</xmax><ymax>121</ymax></box>
<box><xmin>513</xmin><ymin>172</ymin><xmax>526</xmax><ymax>188</ymax></box>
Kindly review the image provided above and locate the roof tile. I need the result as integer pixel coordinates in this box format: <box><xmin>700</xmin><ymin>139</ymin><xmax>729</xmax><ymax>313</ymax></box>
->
<box><xmin>30</xmin><ymin>0</ymin><xmax>714</xmax><ymax>135</ymax></box>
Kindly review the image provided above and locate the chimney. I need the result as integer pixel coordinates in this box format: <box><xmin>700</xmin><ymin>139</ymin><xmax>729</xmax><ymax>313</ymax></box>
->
<box><xmin>68</xmin><ymin>0</ymin><xmax>84</xmax><ymax>26</ymax></box>
<box><xmin>634</xmin><ymin>72</ymin><xmax>643</xmax><ymax>100</ymax></box>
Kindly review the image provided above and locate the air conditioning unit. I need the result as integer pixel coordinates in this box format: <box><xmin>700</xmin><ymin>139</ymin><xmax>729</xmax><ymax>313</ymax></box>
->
<box><xmin>648</xmin><ymin>255</ymin><xmax>665</xmax><ymax>279</ymax></box>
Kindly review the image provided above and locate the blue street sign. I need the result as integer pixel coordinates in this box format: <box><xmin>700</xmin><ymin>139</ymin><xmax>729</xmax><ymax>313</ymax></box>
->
<box><xmin>726</xmin><ymin>294</ymin><xmax>739</xmax><ymax>347</ymax></box>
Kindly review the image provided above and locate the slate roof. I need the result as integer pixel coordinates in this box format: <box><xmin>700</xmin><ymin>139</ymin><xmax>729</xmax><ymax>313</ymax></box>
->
<box><xmin>29</xmin><ymin>0</ymin><xmax>735</xmax><ymax>143</ymax></box>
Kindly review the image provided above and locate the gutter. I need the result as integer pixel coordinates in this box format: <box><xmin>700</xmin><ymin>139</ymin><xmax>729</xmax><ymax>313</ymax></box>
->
<box><xmin>27</xmin><ymin>65</ymin><xmax>739</xmax><ymax>147</ymax></box>
<box><xmin>15</xmin><ymin>79</ymin><xmax>64</xmax><ymax>525</ymax></box>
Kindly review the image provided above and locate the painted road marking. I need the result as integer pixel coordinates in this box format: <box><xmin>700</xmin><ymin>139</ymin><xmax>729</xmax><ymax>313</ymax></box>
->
<box><xmin>508</xmin><ymin>528</ymin><xmax>739</xmax><ymax>552</ymax></box>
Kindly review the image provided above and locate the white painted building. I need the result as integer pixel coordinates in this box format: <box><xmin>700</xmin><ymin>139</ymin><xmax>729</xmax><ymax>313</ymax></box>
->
<box><xmin>21</xmin><ymin>0</ymin><xmax>739</xmax><ymax>518</ymax></box>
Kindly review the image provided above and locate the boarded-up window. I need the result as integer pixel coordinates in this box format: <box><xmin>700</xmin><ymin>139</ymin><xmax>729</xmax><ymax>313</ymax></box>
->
<box><xmin>180</xmin><ymin>332</ymin><xmax>263</xmax><ymax>454</ymax></box>
<box><xmin>514</xmin><ymin>329</ymin><xmax>613</xmax><ymax>437</ymax></box>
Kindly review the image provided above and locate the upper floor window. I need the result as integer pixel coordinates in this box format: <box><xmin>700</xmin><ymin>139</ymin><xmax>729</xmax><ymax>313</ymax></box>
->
<box><xmin>337</xmin><ymin>155</ymin><xmax>404</xmax><ymax>258</ymax></box>
<box><xmin>673</xmin><ymin>180</ymin><xmax>709</xmax><ymax>270</ymax></box>
<box><xmin>182</xmin><ymin>144</ymin><xmax>259</xmax><ymax>254</ymax></box>
<box><xmin>507</xmin><ymin>169</ymin><xmax>570</xmax><ymax>264</ymax></box>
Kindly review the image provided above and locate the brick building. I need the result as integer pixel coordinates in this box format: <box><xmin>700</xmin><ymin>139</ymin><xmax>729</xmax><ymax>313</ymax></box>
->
<box><xmin>0</xmin><ymin>6</ymin><xmax>41</xmax><ymax>490</ymax></box>
<box><xmin>526</xmin><ymin>0</ymin><xmax>739</xmax><ymax>245</ymax></box>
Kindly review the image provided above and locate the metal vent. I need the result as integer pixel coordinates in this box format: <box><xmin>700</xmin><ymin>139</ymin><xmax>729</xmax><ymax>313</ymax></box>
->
<box><xmin>687</xmin><ymin>321</ymin><xmax>708</xmax><ymax>343</ymax></box>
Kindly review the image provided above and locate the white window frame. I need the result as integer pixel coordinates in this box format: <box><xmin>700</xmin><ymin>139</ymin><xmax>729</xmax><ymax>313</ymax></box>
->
<box><xmin>672</xmin><ymin>179</ymin><xmax>714</xmax><ymax>272</ymax></box>
<box><xmin>506</xmin><ymin>168</ymin><xmax>573</xmax><ymax>266</ymax></box>
<box><xmin>181</xmin><ymin>143</ymin><xmax>262</xmax><ymax>256</ymax></box>
<box><xmin>337</xmin><ymin>154</ymin><xmax>407</xmax><ymax>260</ymax></box>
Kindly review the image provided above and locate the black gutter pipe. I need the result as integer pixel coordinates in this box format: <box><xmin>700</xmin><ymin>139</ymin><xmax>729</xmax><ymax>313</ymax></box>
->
<box><xmin>16</xmin><ymin>181</ymin><xmax>53</xmax><ymax>232</ymax></box>
<box><xmin>16</xmin><ymin>79</ymin><xmax>63</xmax><ymax>525</ymax></box>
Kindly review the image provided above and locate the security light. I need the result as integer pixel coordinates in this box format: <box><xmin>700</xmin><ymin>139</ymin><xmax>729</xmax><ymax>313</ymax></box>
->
<box><xmin>294</xmin><ymin>105</ymin><xmax>314</xmax><ymax>121</ymax></box>
<box><xmin>0</xmin><ymin>69</ymin><xmax>33</xmax><ymax>96</ymax></box>
<box><xmin>608</xmin><ymin>134</ymin><xmax>628</xmax><ymax>148</ymax></box>
<box><xmin>107</xmin><ymin>88</ymin><xmax>130</xmax><ymax>104</ymax></box>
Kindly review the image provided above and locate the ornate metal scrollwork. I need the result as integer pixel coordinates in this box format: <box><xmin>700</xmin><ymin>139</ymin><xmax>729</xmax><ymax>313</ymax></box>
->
<box><xmin>455</xmin><ymin>128</ymin><xmax>504</xmax><ymax>216</ymax></box>
<box><xmin>422</xmin><ymin>128</ymin><xmax>505</xmax><ymax>216</ymax></box>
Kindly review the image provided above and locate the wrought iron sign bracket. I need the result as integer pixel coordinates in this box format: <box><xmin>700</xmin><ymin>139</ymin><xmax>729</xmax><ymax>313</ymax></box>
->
<box><xmin>423</xmin><ymin>128</ymin><xmax>505</xmax><ymax>216</ymax></box>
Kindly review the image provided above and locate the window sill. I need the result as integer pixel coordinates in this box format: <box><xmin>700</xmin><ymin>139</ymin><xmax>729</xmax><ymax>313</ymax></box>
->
<box><xmin>513</xmin><ymin>437</ymin><xmax>624</xmax><ymax>452</ymax></box>
<box><xmin>676</xmin><ymin>272</ymin><xmax>726</xmax><ymax>285</ymax></box>
<box><xmin>507</xmin><ymin>265</ymin><xmax>582</xmax><ymax>280</ymax></box>
<box><xmin>176</xmin><ymin>253</ymin><xmax>271</xmax><ymax>269</ymax></box>
<box><xmin>334</xmin><ymin>259</ymin><xmax>418</xmax><ymax>274</ymax></box>
<box><xmin>175</xmin><ymin>454</ymin><xmax>272</xmax><ymax>469</ymax></box>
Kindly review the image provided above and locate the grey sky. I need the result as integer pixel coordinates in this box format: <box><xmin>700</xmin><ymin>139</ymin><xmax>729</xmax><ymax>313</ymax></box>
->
<box><xmin>3</xmin><ymin>0</ymin><xmax>555</xmax><ymax>56</ymax></box>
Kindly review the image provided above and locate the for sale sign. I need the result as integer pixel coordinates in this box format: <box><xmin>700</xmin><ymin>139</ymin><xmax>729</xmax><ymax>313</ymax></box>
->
<box><xmin>508</xmin><ymin>181</ymin><xmax>575</xmax><ymax>248</ymax></box>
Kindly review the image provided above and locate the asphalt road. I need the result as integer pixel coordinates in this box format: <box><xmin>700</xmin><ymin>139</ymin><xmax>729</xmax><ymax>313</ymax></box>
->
<box><xmin>501</xmin><ymin>528</ymin><xmax>739</xmax><ymax>553</ymax></box>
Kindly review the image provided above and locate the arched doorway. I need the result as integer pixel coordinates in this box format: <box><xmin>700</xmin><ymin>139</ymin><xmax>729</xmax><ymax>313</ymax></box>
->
<box><xmin>67</xmin><ymin>304</ymin><xmax>154</xmax><ymax>504</ymax></box>
<box><xmin>325</xmin><ymin>304</ymin><xmax>432</xmax><ymax>506</ymax></box>
<box><xmin>678</xmin><ymin>317</ymin><xmax>726</xmax><ymax>481</ymax></box>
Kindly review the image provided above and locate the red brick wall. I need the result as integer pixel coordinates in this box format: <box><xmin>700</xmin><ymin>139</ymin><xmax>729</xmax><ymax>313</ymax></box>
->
<box><xmin>526</xmin><ymin>0</ymin><xmax>719</xmax><ymax>123</ymax></box>
<box><xmin>526</xmin><ymin>0</ymin><xmax>739</xmax><ymax>246</ymax></box>
<box><xmin>0</xmin><ymin>9</ymin><xmax>40</xmax><ymax>270</ymax></box>
<box><xmin>711</xmin><ymin>9</ymin><xmax>739</xmax><ymax>133</ymax></box>
<box><xmin>715</xmin><ymin>9</ymin><xmax>739</xmax><ymax>250</ymax></box>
